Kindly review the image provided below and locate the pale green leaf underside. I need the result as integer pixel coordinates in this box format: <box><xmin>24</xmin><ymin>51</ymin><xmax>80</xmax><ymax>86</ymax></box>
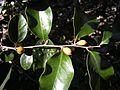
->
<box><xmin>20</xmin><ymin>53</ymin><xmax>33</xmax><ymax>70</ymax></box>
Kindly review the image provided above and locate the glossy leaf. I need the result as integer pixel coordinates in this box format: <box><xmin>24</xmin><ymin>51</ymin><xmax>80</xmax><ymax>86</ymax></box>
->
<box><xmin>88</xmin><ymin>51</ymin><xmax>114</xmax><ymax>79</ymax></box>
<box><xmin>8</xmin><ymin>14</ymin><xmax>28</xmax><ymax>43</ymax></box>
<box><xmin>39</xmin><ymin>52</ymin><xmax>74</xmax><ymax>90</ymax></box>
<box><xmin>75</xmin><ymin>19</ymin><xmax>99</xmax><ymax>40</ymax></box>
<box><xmin>33</xmin><ymin>39</ymin><xmax>57</xmax><ymax>70</ymax></box>
<box><xmin>5</xmin><ymin>53</ymin><xmax>14</xmax><ymax>62</ymax></box>
<box><xmin>100</xmin><ymin>31</ymin><xmax>112</xmax><ymax>45</ymax></box>
<box><xmin>76</xmin><ymin>23</ymin><xmax>95</xmax><ymax>40</ymax></box>
<box><xmin>33</xmin><ymin>47</ymin><xmax>56</xmax><ymax>69</ymax></box>
<box><xmin>20</xmin><ymin>53</ymin><xmax>33</xmax><ymax>70</ymax></box>
<box><xmin>26</xmin><ymin>7</ymin><xmax>53</xmax><ymax>40</ymax></box>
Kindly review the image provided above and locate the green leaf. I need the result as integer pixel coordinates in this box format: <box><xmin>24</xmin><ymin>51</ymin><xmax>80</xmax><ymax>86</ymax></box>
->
<box><xmin>100</xmin><ymin>31</ymin><xmax>112</xmax><ymax>45</ymax></box>
<box><xmin>33</xmin><ymin>48</ymin><xmax>56</xmax><ymax>70</ymax></box>
<box><xmin>39</xmin><ymin>52</ymin><xmax>74</xmax><ymax>90</ymax></box>
<box><xmin>76</xmin><ymin>23</ymin><xmax>95</xmax><ymax>40</ymax></box>
<box><xmin>73</xmin><ymin>5</ymin><xmax>85</xmax><ymax>35</ymax></box>
<box><xmin>8</xmin><ymin>14</ymin><xmax>28</xmax><ymax>43</ymax></box>
<box><xmin>0</xmin><ymin>67</ymin><xmax>12</xmax><ymax>90</ymax></box>
<box><xmin>26</xmin><ymin>7</ymin><xmax>53</xmax><ymax>40</ymax></box>
<box><xmin>75</xmin><ymin>19</ymin><xmax>99</xmax><ymax>40</ymax></box>
<box><xmin>33</xmin><ymin>39</ymin><xmax>57</xmax><ymax>70</ymax></box>
<box><xmin>94</xmin><ymin>77</ymin><xmax>100</xmax><ymax>90</ymax></box>
<box><xmin>88</xmin><ymin>51</ymin><xmax>114</xmax><ymax>79</ymax></box>
<box><xmin>100</xmin><ymin>66</ymin><xmax>114</xmax><ymax>79</ymax></box>
<box><xmin>89</xmin><ymin>51</ymin><xmax>101</xmax><ymax>72</ymax></box>
<box><xmin>5</xmin><ymin>53</ymin><xmax>14</xmax><ymax>62</ymax></box>
<box><xmin>20</xmin><ymin>53</ymin><xmax>33</xmax><ymax>70</ymax></box>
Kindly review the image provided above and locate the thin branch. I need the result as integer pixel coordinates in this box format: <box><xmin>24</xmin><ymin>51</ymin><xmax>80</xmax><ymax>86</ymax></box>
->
<box><xmin>1</xmin><ymin>46</ymin><xmax>16</xmax><ymax>50</ymax></box>
<box><xmin>1</xmin><ymin>44</ymin><xmax>101</xmax><ymax>50</ymax></box>
<box><xmin>73</xmin><ymin>7</ymin><xmax>76</xmax><ymax>44</ymax></box>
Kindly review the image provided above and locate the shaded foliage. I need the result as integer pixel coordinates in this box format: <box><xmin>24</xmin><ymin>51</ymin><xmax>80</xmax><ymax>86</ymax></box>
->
<box><xmin>0</xmin><ymin>0</ymin><xmax>120</xmax><ymax>90</ymax></box>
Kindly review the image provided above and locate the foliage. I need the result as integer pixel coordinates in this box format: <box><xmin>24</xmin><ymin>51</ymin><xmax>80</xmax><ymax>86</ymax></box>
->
<box><xmin>0</xmin><ymin>0</ymin><xmax>120</xmax><ymax>90</ymax></box>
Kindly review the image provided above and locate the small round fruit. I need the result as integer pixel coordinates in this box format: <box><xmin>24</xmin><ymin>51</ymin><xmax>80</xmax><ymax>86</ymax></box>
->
<box><xmin>16</xmin><ymin>46</ymin><xmax>25</xmax><ymax>54</ymax></box>
<box><xmin>76</xmin><ymin>40</ymin><xmax>87</xmax><ymax>46</ymax></box>
<box><xmin>62</xmin><ymin>47</ymin><xmax>72</xmax><ymax>55</ymax></box>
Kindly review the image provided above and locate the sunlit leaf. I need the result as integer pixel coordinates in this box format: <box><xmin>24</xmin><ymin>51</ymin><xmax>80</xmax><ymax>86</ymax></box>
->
<box><xmin>26</xmin><ymin>7</ymin><xmax>53</xmax><ymax>40</ymax></box>
<box><xmin>39</xmin><ymin>52</ymin><xmax>74</xmax><ymax>90</ymax></box>
<box><xmin>8</xmin><ymin>14</ymin><xmax>28</xmax><ymax>43</ymax></box>
<box><xmin>100</xmin><ymin>31</ymin><xmax>112</xmax><ymax>45</ymax></box>
<box><xmin>5</xmin><ymin>53</ymin><xmax>14</xmax><ymax>62</ymax></box>
<box><xmin>20</xmin><ymin>53</ymin><xmax>33</xmax><ymax>70</ymax></box>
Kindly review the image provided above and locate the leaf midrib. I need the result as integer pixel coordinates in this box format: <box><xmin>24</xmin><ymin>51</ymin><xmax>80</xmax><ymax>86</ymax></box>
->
<box><xmin>52</xmin><ymin>52</ymin><xmax>63</xmax><ymax>90</ymax></box>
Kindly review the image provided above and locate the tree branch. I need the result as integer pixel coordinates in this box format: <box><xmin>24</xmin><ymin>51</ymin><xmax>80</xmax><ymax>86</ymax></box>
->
<box><xmin>1</xmin><ymin>44</ymin><xmax>101</xmax><ymax>50</ymax></box>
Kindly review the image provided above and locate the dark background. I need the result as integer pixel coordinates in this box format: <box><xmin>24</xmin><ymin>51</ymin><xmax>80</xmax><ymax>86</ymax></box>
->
<box><xmin>0</xmin><ymin>0</ymin><xmax>120</xmax><ymax>90</ymax></box>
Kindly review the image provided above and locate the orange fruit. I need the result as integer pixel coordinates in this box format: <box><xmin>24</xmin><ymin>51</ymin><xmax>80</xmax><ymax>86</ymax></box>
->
<box><xmin>16</xmin><ymin>46</ymin><xmax>25</xmax><ymax>54</ymax></box>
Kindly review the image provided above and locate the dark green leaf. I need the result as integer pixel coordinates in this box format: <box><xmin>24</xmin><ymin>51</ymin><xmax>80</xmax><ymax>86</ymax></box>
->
<box><xmin>26</xmin><ymin>7</ymin><xmax>53</xmax><ymax>40</ymax></box>
<box><xmin>100</xmin><ymin>66</ymin><xmax>114</xmax><ymax>79</ymax></box>
<box><xmin>8</xmin><ymin>14</ymin><xmax>28</xmax><ymax>43</ymax></box>
<box><xmin>100</xmin><ymin>31</ymin><xmax>112</xmax><ymax>45</ymax></box>
<box><xmin>88</xmin><ymin>51</ymin><xmax>114</xmax><ymax>79</ymax></box>
<box><xmin>76</xmin><ymin>23</ymin><xmax>95</xmax><ymax>40</ymax></box>
<box><xmin>5</xmin><ymin>53</ymin><xmax>14</xmax><ymax>62</ymax></box>
<box><xmin>94</xmin><ymin>77</ymin><xmax>100</xmax><ymax>90</ymax></box>
<box><xmin>39</xmin><ymin>52</ymin><xmax>74</xmax><ymax>90</ymax></box>
<box><xmin>89</xmin><ymin>51</ymin><xmax>101</xmax><ymax>72</ymax></box>
<box><xmin>75</xmin><ymin>18</ymin><xmax>99</xmax><ymax>40</ymax></box>
<box><xmin>33</xmin><ymin>39</ymin><xmax>56</xmax><ymax>69</ymax></box>
<box><xmin>20</xmin><ymin>53</ymin><xmax>33</xmax><ymax>70</ymax></box>
<box><xmin>73</xmin><ymin>5</ymin><xmax>85</xmax><ymax>35</ymax></box>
